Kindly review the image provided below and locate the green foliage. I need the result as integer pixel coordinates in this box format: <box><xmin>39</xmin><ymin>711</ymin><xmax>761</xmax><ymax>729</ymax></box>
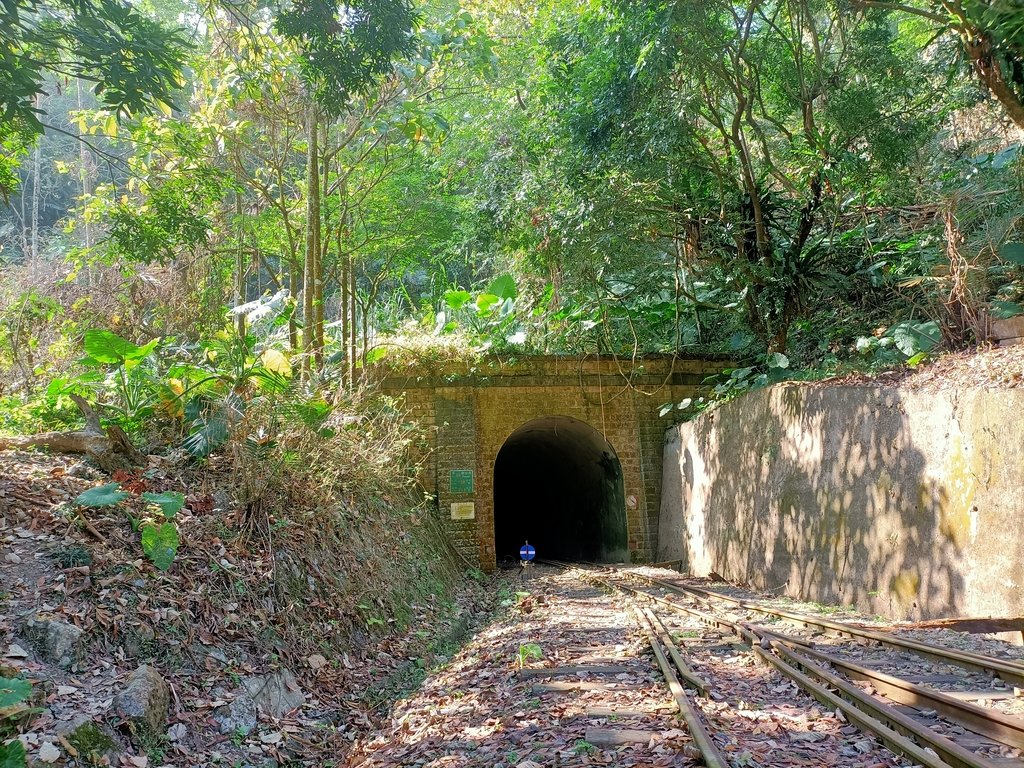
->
<box><xmin>141</xmin><ymin>522</ymin><xmax>179</xmax><ymax>571</ymax></box>
<box><xmin>3</xmin><ymin>0</ymin><xmax>1024</xmax><ymax>455</ymax></box>
<box><xmin>74</xmin><ymin>483</ymin><xmax>130</xmax><ymax>508</ymax></box>
<box><xmin>0</xmin><ymin>674</ymin><xmax>31</xmax><ymax>768</ymax></box>
<box><xmin>57</xmin><ymin>329</ymin><xmax>165</xmax><ymax>431</ymax></box>
<box><xmin>107</xmin><ymin>169</ymin><xmax>227</xmax><ymax>265</ymax></box>
<box><xmin>515</xmin><ymin>643</ymin><xmax>542</xmax><ymax>669</ymax></box>
<box><xmin>435</xmin><ymin>274</ymin><xmax>527</xmax><ymax>351</ymax></box>
<box><xmin>0</xmin><ymin>740</ymin><xmax>26</xmax><ymax>768</ymax></box>
<box><xmin>274</xmin><ymin>0</ymin><xmax>419</xmax><ymax>114</ymax></box>
<box><xmin>172</xmin><ymin>330</ymin><xmax>292</xmax><ymax>458</ymax></box>
<box><xmin>1001</xmin><ymin>242</ymin><xmax>1024</xmax><ymax>265</ymax></box>
<box><xmin>573</xmin><ymin>739</ymin><xmax>595</xmax><ymax>755</ymax></box>
<box><xmin>141</xmin><ymin>491</ymin><xmax>184</xmax><ymax>517</ymax></box>
<box><xmin>72</xmin><ymin>481</ymin><xmax>181</xmax><ymax>570</ymax></box>
<box><xmin>0</xmin><ymin>0</ymin><xmax>189</xmax><ymax>133</ymax></box>
<box><xmin>0</xmin><ymin>678</ymin><xmax>30</xmax><ymax>710</ymax></box>
<box><xmin>0</xmin><ymin>121</ymin><xmax>34</xmax><ymax>200</ymax></box>
<box><xmin>82</xmin><ymin>330</ymin><xmax>158</xmax><ymax>366</ymax></box>
<box><xmin>708</xmin><ymin>353</ymin><xmax>794</xmax><ymax>403</ymax></box>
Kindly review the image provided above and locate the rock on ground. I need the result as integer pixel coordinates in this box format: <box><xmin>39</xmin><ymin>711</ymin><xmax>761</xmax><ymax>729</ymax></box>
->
<box><xmin>214</xmin><ymin>692</ymin><xmax>258</xmax><ymax>735</ymax></box>
<box><xmin>19</xmin><ymin>614</ymin><xmax>84</xmax><ymax>669</ymax></box>
<box><xmin>112</xmin><ymin>664</ymin><xmax>170</xmax><ymax>738</ymax></box>
<box><xmin>240</xmin><ymin>669</ymin><xmax>305</xmax><ymax>718</ymax></box>
<box><xmin>214</xmin><ymin>668</ymin><xmax>304</xmax><ymax>734</ymax></box>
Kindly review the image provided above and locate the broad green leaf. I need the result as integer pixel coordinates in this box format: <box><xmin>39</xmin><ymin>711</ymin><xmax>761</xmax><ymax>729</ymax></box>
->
<box><xmin>443</xmin><ymin>289</ymin><xmax>472</xmax><ymax>310</ymax></box>
<box><xmin>45</xmin><ymin>377</ymin><xmax>68</xmax><ymax>397</ymax></box>
<box><xmin>183</xmin><ymin>414</ymin><xmax>229</xmax><ymax>458</ymax></box>
<box><xmin>141</xmin><ymin>522</ymin><xmax>179</xmax><ymax>571</ymax></box>
<box><xmin>892</xmin><ymin>324</ymin><xmax>918</xmax><ymax>357</ymax></box>
<box><xmin>141</xmin><ymin>491</ymin><xmax>185</xmax><ymax>518</ymax></box>
<box><xmin>475</xmin><ymin>293</ymin><xmax>500</xmax><ymax>314</ymax></box>
<box><xmin>768</xmin><ymin>352</ymin><xmax>790</xmax><ymax>369</ymax></box>
<box><xmin>0</xmin><ymin>739</ymin><xmax>26</xmax><ymax>768</ymax></box>
<box><xmin>82</xmin><ymin>330</ymin><xmax>156</xmax><ymax>364</ymax></box>
<box><xmin>992</xmin><ymin>145</ymin><xmax>1022</xmax><ymax>169</ymax></box>
<box><xmin>910</xmin><ymin>320</ymin><xmax>940</xmax><ymax>351</ymax></box>
<box><xmin>1000</xmin><ymin>242</ymin><xmax>1024</xmax><ymax>265</ymax></box>
<box><xmin>0</xmin><ymin>676</ymin><xmax>31</xmax><ymax>708</ymax></box>
<box><xmin>74</xmin><ymin>483</ymin><xmax>129</xmax><ymax>508</ymax></box>
<box><xmin>287</xmin><ymin>399</ymin><xmax>333</xmax><ymax>427</ymax></box>
<box><xmin>891</xmin><ymin>320</ymin><xmax>940</xmax><ymax>356</ymax></box>
<box><xmin>134</xmin><ymin>338</ymin><xmax>160</xmax><ymax>359</ymax></box>
<box><xmin>486</xmin><ymin>274</ymin><xmax>517</xmax><ymax>300</ymax></box>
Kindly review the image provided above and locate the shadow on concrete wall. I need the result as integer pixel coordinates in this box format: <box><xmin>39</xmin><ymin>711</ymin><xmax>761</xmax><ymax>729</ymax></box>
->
<box><xmin>674</xmin><ymin>385</ymin><xmax>967</xmax><ymax>620</ymax></box>
<box><xmin>493</xmin><ymin>416</ymin><xmax>628</xmax><ymax>564</ymax></box>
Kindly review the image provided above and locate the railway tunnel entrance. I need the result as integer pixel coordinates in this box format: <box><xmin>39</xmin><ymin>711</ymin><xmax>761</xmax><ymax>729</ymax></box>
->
<box><xmin>493</xmin><ymin>416</ymin><xmax>629</xmax><ymax>564</ymax></box>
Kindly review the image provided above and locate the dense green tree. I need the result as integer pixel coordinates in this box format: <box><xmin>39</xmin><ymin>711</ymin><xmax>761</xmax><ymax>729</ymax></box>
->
<box><xmin>0</xmin><ymin>0</ymin><xmax>190</xmax><ymax>129</ymax></box>
<box><xmin>450</xmin><ymin>0</ymin><xmax>959</xmax><ymax>355</ymax></box>
<box><xmin>858</xmin><ymin>1</ymin><xmax>1024</xmax><ymax>129</ymax></box>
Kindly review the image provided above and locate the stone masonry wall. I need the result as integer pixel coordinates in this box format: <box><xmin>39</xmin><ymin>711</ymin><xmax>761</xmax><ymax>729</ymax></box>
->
<box><xmin>381</xmin><ymin>355</ymin><xmax>723</xmax><ymax>570</ymax></box>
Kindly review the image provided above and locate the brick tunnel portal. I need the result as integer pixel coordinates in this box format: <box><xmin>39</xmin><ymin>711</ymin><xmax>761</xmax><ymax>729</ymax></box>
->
<box><xmin>493</xmin><ymin>416</ymin><xmax>629</xmax><ymax>564</ymax></box>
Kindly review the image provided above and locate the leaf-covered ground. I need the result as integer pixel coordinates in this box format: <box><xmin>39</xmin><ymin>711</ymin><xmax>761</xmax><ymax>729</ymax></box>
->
<box><xmin>349</xmin><ymin>566</ymin><xmax>692</xmax><ymax>767</ymax></box>
<box><xmin>0</xmin><ymin>449</ymin><xmax>496</xmax><ymax>767</ymax></box>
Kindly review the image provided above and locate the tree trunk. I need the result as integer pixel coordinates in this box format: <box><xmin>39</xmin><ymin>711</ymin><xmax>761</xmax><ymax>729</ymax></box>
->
<box><xmin>0</xmin><ymin>395</ymin><xmax>144</xmax><ymax>472</ymax></box>
<box><xmin>234</xmin><ymin>190</ymin><xmax>247</xmax><ymax>339</ymax></box>
<box><xmin>349</xmin><ymin>262</ymin><xmax>357</xmax><ymax>384</ymax></box>
<box><xmin>76</xmin><ymin>80</ymin><xmax>94</xmax><ymax>252</ymax></box>
<box><xmin>302</xmin><ymin>102</ymin><xmax>321</xmax><ymax>378</ymax></box>
<box><xmin>339</xmin><ymin>230</ymin><xmax>349</xmax><ymax>389</ymax></box>
<box><xmin>964</xmin><ymin>32</ymin><xmax>1024</xmax><ymax>131</ymax></box>
<box><xmin>314</xmin><ymin>144</ymin><xmax>325</xmax><ymax>371</ymax></box>
<box><xmin>31</xmin><ymin>97</ymin><xmax>41</xmax><ymax>262</ymax></box>
<box><xmin>288</xmin><ymin>259</ymin><xmax>299</xmax><ymax>350</ymax></box>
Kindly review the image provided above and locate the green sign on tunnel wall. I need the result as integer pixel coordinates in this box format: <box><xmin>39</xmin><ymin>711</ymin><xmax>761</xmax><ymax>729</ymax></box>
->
<box><xmin>450</xmin><ymin>470</ymin><xmax>474</xmax><ymax>494</ymax></box>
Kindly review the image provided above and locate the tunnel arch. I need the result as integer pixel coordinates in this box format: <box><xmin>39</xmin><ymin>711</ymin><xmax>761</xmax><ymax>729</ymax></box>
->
<box><xmin>493</xmin><ymin>415</ymin><xmax>629</xmax><ymax>564</ymax></box>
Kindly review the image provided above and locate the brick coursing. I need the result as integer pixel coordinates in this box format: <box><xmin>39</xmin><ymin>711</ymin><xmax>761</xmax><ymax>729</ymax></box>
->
<box><xmin>379</xmin><ymin>355</ymin><xmax>723</xmax><ymax>571</ymax></box>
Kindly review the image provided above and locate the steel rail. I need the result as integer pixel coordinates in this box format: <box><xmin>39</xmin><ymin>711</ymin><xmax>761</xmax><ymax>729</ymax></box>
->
<box><xmin>758</xmin><ymin>628</ymin><xmax>1024</xmax><ymax>751</ymax></box>
<box><xmin>768</xmin><ymin>640</ymin><xmax>1004</xmax><ymax>768</ymax></box>
<box><xmin>641</xmin><ymin>605</ymin><xmax>711</xmax><ymax>695</ymax></box>
<box><xmin>629</xmin><ymin>603</ymin><xmax>730</xmax><ymax>768</ymax></box>
<box><xmin>545</xmin><ymin>560</ymin><xmax>729</xmax><ymax>768</ymax></box>
<box><xmin>575</xmin><ymin>565</ymin><xmax>1009</xmax><ymax>768</ymax></box>
<box><xmin>623</xmin><ymin>570</ymin><xmax>1024</xmax><ymax>688</ymax></box>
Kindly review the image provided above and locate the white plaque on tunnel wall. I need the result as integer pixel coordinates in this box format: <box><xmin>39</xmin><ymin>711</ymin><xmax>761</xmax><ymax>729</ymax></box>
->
<box><xmin>450</xmin><ymin>502</ymin><xmax>475</xmax><ymax>520</ymax></box>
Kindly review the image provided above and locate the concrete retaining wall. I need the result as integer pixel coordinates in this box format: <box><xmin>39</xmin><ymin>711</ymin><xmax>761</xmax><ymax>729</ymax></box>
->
<box><xmin>658</xmin><ymin>384</ymin><xmax>1024</xmax><ymax>620</ymax></box>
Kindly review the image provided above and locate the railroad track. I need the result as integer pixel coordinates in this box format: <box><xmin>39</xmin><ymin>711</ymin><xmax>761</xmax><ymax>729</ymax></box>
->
<box><xmin>546</xmin><ymin>561</ymin><xmax>1024</xmax><ymax>768</ymax></box>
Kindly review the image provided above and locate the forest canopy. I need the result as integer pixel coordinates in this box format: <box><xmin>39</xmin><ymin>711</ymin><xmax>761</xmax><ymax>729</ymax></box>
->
<box><xmin>1</xmin><ymin>0</ymin><xmax>1023</xmax><ymax>419</ymax></box>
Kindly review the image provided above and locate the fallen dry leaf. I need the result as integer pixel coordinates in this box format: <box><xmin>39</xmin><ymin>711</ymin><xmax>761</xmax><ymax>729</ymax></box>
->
<box><xmin>37</xmin><ymin>742</ymin><xmax>61</xmax><ymax>763</ymax></box>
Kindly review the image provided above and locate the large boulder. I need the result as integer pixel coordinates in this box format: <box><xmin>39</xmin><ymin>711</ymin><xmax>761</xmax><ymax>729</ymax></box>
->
<box><xmin>20</xmin><ymin>614</ymin><xmax>84</xmax><ymax>669</ymax></box>
<box><xmin>112</xmin><ymin>665</ymin><xmax>169</xmax><ymax>738</ymax></box>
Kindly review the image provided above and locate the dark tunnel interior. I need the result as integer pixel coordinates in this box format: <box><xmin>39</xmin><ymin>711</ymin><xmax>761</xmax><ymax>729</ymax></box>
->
<box><xmin>493</xmin><ymin>416</ymin><xmax>628</xmax><ymax>564</ymax></box>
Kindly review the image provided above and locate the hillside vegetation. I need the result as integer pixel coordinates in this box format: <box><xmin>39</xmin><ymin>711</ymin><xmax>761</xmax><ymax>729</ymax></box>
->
<box><xmin>1</xmin><ymin>0</ymin><xmax>1023</xmax><ymax>764</ymax></box>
